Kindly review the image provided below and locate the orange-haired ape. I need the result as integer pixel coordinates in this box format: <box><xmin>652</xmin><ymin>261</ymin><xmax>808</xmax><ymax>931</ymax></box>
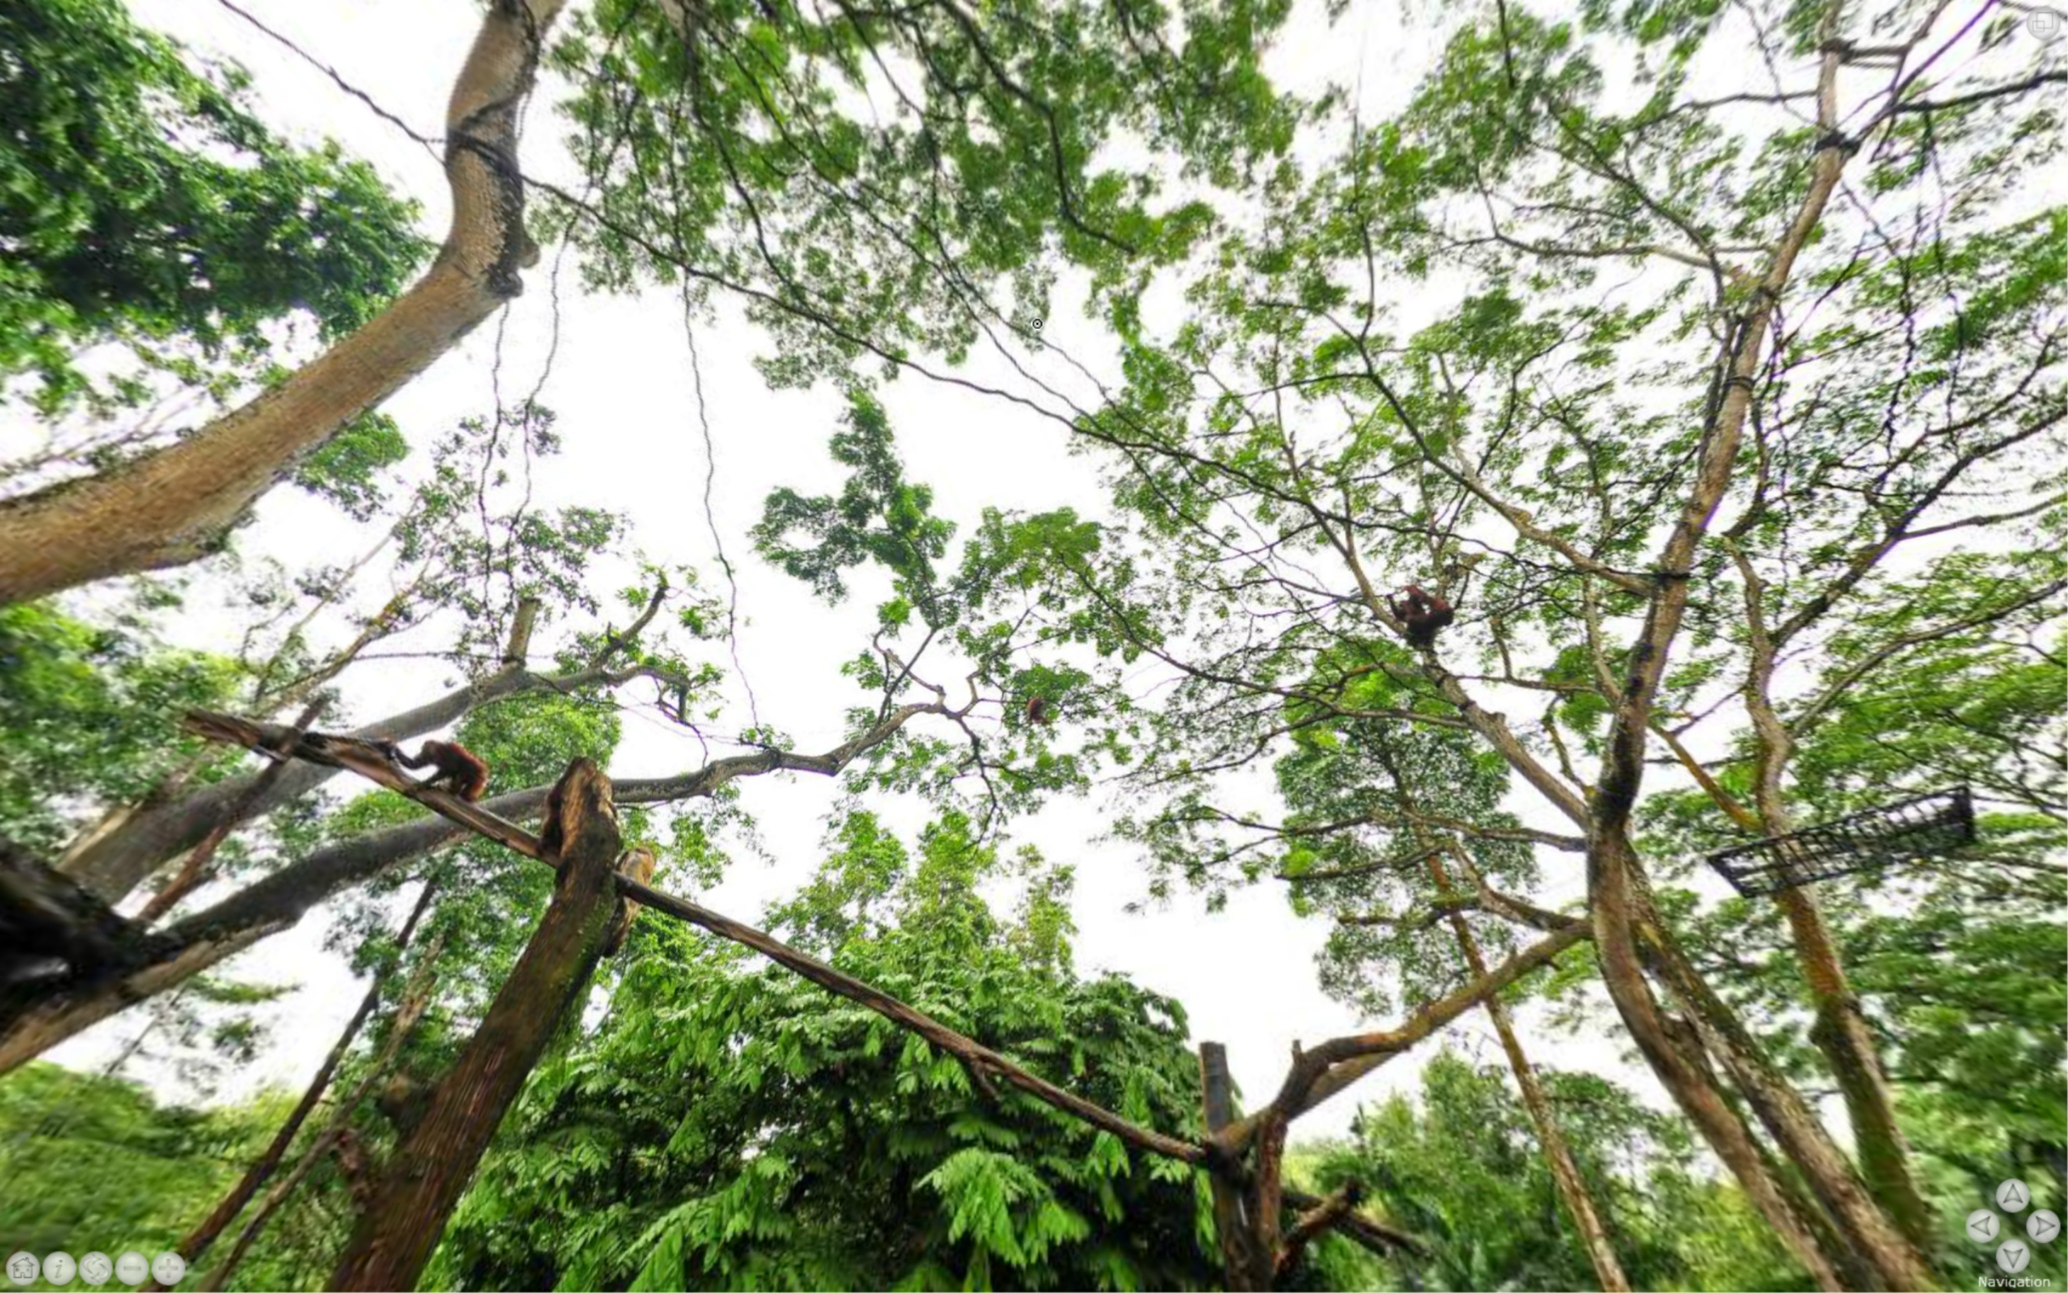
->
<box><xmin>380</xmin><ymin>740</ymin><xmax>491</xmax><ymax>801</ymax></box>
<box><xmin>1387</xmin><ymin>585</ymin><xmax>1456</xmax><ymax>649</ymax></box>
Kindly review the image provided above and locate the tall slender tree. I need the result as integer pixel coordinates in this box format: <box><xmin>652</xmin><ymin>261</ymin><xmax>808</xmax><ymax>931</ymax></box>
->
<box><xmin>796</xmin><ymin>0</ymin><xmax>2062</xmax><ymax>1282</ymax></box>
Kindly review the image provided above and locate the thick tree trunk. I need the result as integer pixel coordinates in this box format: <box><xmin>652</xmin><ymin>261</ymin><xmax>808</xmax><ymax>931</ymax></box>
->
<box><xmin>0</xmin><ymin>0</ymin><xmax>568</xmax><ymax>604</ymax></box>
<box><xmin>1587</xmin><ymin>835</ymin><xmax>1847</xmax><ymax>1290</ymax></box>
<box><xmin>1735</xmin><ymin>551</ymin><xmax>1934</xmax><ymax>1253</ymax></box>
<box><xmin>1661</xmin><ymin>609</ymin><xmax>1936</xmax><ymax>1269</ymax></box>
<box><xmin>1570</xmin><ymin>3</ymin><xmax>1946</xmax><ymax>1282</ymax></box>
<box><xmin>1631</xmin><ymin>902</ymin><xmax>1938</xmax><ymax>1289</ymax></box>
<box><xmin>329</xmin><ymin>760</ymin><xmax>631</xmax><ymax>1292</ymax></box>
<box><xmin>1200</xmin><ymin>1043</ymin><xmax>1276</xmax><ymax>1292</ymax></box>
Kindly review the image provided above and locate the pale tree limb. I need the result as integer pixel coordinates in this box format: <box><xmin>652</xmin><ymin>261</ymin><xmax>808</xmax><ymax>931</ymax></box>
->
<box><xmin>1575</xmin><ymin>5</ymin><xmax>1909</xmax><ymax>1282</ymax></box>
<box><xmin>0</xmin><ymin>693</ymin><xmax>950</xmax><ymax>1074</ymax></box>
<box><xmin>54</xmin><ymin>574</ymin><xmax>422</xmax><ymax>898</ymax></box>
<box><xmin>62</xmin><ymin>581</ymin><xmax>644</xmax><ymax>905</ymax></box>
<box><xmin>1315</xmin><ymin>507</ymin><xmax>1595</xmax><ymax>828</ymax></box>
<box><xmin>1785</xmin><ymin>577</ymin><xmax>2068</xmax><ymax>735</ymax></box>
<box><xmin>619</xmin><ymin>874</ymin><xmax>1209</xmax><ymax>1165</ymax></box>
<box><xmin>0</xmin><ymin>0</ymin><xmax>570</xmax><ymax>603</ymax></box>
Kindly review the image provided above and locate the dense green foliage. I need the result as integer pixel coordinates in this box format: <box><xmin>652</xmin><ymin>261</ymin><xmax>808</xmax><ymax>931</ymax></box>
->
<box><xmin>1302</xmin><ymin>1053</ymin><xmax>1806</xmax><ymax>1291</ymax></box>
<box><xmin>0</xmin><ymin>0</ymin><xmax>2059</xmax><ymax>1289</ymax></box>
<box><xmin>0</xmin><ymin>601</ymin><xmax>243</xmax><ymax>852</ymax></box>
<box><xmin>0</xmin><ymin>0</ymin><xmax>427</xmax><ymax>416</ymax></box>
<box><xmin>0</xmin><ymin>1062</ymin><xmax>277</xmax><ymax>1260</ymax></box>
<box><xmin>551</xmin><ymin>0</ymin><xmax>1298</xmax><ymax>390</ymax></box>
<box><xmin>431</xmin><ymin>812</ymin><xmax>1219</xmax><ymax>1292</ymax></box>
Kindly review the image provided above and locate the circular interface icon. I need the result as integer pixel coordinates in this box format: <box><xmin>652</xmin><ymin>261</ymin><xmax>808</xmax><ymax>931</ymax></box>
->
<box><xmin>2031</xmin><ymin>1210</ymin><xmax>2061</xmax><ymax>1244</ymax></box>
<box><xmin>1998</xmin><ymin>1178</ymin><xmax>2033</xmax><ymax>1212</ymax></box>
<box><xmin>115</xmin><ymin>1252</ymin><xmax>150</xmax><ymax>1286</ymax></box>
<box><xmin>1969</xmin><ymin>1209</ymin><xmax>2003</xmax><ymax>1242</ymax></box>
<box><xmin>1998</xmin><ymin>1238</ymin><xmax>2033</xmax><ymax>1273</ymax></box>
<box><xmin>150</xmin><ymin>1253</ymin><xmax>185</xmax><ymax>1287</ymax></box>
<box><xmin>6</xmin><ymin>1254</ymin><xmax>39</xmax><ymax>1287</ymax></box>
<box><xmin>80</xmin><ymin>1253</ymin><xmax>114</xmax><ymax>1287</ymax></box>
<box><xmin>43</xmin><ymin>1253</ymin><xmax>77</xmax><ymax>1286</ymax></box>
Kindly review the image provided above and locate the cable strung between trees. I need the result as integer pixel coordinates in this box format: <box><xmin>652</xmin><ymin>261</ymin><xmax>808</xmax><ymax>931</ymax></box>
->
<box><xmin>177</xmin><ymin>710</ymin><xmax>1453</xmax><ymax>1274</ymax></box>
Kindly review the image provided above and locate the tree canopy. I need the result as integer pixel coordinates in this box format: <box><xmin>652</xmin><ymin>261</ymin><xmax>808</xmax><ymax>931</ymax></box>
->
<box><xmin>0</xmin><ymin>0</ymin><xmax>2061</xmax><ymax>1289</ymax></box>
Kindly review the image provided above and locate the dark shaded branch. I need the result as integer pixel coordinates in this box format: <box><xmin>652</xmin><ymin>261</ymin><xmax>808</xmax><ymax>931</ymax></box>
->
<box><xmin>1885</xmin><ymin>69</ymin><xmax>2067</xmax><ymax>117</ymax></box>
<box><xmin>1277</xmin><ymin>1182</ymin><xmax>1364</xmax><ymax>1279</ymax></box>
<box><xmin>1284</xmin><ymin>1188</ymin><xmax>1426</xmax><ymax>1259</ymax></box>
<box><xmin>1222</xmin><ymin>923</ymin><xmax>1592</xmax><ymax>1148</ymax></box>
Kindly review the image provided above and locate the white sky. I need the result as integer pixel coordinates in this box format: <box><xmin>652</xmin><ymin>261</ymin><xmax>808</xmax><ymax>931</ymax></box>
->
<box><xmin>43</xmin><ymin>0</ymin><xmax>1698</xmax><ymax>1144</ymax></box>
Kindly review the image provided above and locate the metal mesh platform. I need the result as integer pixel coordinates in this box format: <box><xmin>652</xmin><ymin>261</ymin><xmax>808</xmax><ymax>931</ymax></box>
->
<box><xmin>1704</xmin><ymin>786</ymin><xmax>1976</xmax><ymax>897</ymax></box>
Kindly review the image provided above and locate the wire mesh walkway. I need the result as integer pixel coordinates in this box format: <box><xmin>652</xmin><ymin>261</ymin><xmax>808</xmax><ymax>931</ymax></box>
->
<box><xmin>1704</xmin><ymin>786</ymin><xmax>1976</xmax><ymax>897</ymax></box>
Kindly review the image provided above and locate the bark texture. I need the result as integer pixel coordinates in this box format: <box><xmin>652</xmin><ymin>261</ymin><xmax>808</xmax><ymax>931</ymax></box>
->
<box><xmin>0</xmin><ymin>0</ymin><xmax>568</xmax><ymax>604</ymax></box>
<box><xmin>1201</xmin><ymin>1042</ymin><xmax>1275</xmax><ymax>1291</ymax></box>
<box><xmin>328</xmin><ymin>760</ymin><xmax>623</xmax><ymax>1292</ymax></box>
<box><xmin>1429</xmin><ymin>849</ymin><xmax>1631</xmax><ymax>1293</ymax></box>
<box><xmin>1737</xmin><ymin>551</ymin><xmax>1934</xmax><ymax>1250</ymax></box>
